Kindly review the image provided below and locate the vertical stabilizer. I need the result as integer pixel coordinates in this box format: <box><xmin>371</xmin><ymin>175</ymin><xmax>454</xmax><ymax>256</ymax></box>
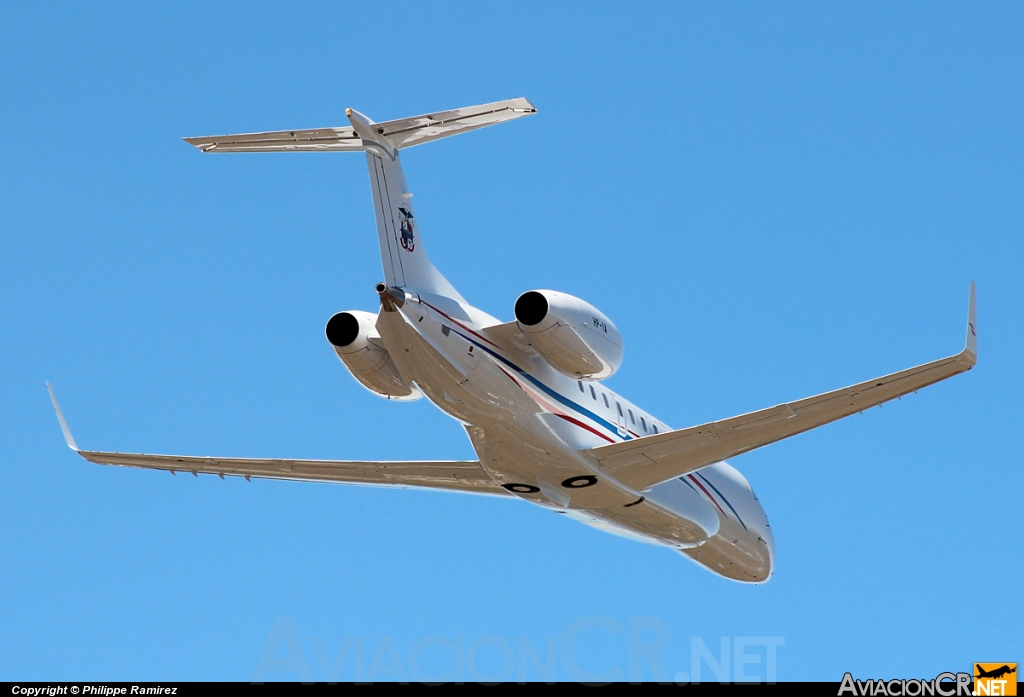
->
<box><xmin>347</xmin><ymin>108</ymin><xmax>465</xmax><ymax>300</ymax></box>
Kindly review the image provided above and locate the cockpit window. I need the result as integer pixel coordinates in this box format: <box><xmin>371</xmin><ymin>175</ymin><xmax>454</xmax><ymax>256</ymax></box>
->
<box><xmin>590</xmin><ymin>385</ymin><xmax>596</xmax><ymax>400</ymax></box>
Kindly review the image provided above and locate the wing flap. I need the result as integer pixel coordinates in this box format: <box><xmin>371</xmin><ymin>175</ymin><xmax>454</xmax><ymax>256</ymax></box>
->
<box><xmin>588</xmin><ymin>283</ymin><xmax>977</xmax><ymax>492</ymax></box>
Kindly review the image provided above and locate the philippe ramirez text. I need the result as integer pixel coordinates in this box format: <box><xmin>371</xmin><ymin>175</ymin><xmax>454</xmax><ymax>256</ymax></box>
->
<box><xmin>11</xmin><ymin>689</ymin><xmax>178</xmax><ymax>697</ymax></box>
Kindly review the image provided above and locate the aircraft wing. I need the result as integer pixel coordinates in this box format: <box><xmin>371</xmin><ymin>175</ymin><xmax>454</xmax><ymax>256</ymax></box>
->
<box><xmin>46</xmin><ymin>385</ymin><xmax>508</xmax><ymax>497</ymax></box>
<box><xmin>587</xmin><ymin>283</ymin><xmax>978</xmax><ymax>492</ymax></box>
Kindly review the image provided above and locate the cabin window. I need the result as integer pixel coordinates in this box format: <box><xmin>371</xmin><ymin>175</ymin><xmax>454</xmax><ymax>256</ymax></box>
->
<box><xmin>590</xmin><ymin>385</ymin><xmax>596</xmax><ymax>400</ymax></box>
<box><xmin>616</xmin><ymin>402</ymin><xmax>623</xmax><ymax>417</ymax></box>
<box><xmin>641</xmin><ymin>417</ymin><xmax>647</xmax><ymax>432</ymax></box>
<box><xmin>603</xmin><ymin>393</ymin><xmax>609</xmax><ymax>408</ymax></box>
<box><xmin>628</xmin><ymin>409</ymin><xmax>636</xmax><ymax>425</ymax></box>
<box><xmin>578</xmin><ymin>381</ymin><xmax>584</xmax><ymax>393</ymax></box>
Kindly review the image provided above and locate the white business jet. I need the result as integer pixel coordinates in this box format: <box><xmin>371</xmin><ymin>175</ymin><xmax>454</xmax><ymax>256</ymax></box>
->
<box><xmin>48</xmin><ymin>99</ymin><xmax>977</xmax><ymax>582</ymax></box>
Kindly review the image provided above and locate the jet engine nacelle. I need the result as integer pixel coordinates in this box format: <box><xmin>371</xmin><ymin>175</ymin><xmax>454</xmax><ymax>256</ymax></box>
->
<box><xmin>325</xmin><ymin>310</ymin><xmax>422</xmax><ymax>401</ymax></box>
<box><xmin>514</xmin><ymin>290</ymin><xmax>623</xmax><ymax>380</ymax></box>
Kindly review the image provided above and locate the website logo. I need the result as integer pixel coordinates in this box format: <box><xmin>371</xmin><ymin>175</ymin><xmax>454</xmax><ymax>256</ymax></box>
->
<box><xmin>974</xmin><ymin>664</ymin><xmax>1016</xmax><ymax>696</ymax></box>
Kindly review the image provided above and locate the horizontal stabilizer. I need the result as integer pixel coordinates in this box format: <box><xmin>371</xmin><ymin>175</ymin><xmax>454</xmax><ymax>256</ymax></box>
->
<box><xmin>184</xmin><ymin>98</ymin><xmax>536</xmax><ymax>154</ymax></box>
<box><xmin>183</xmin><ymin>126</ymin><xmax>362</xmax><ymax>153</ymax></box>
<box><xmin>587</xmin><ymin>282</ymin><xmax>978</xmax><ymax>492</ymax></box>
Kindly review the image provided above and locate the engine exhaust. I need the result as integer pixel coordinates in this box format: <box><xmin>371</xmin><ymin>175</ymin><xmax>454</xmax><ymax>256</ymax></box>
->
<box><xmin>377</xmin><ymin>283</ymin><xmax>406</xmax><ymax>312</ymax></box>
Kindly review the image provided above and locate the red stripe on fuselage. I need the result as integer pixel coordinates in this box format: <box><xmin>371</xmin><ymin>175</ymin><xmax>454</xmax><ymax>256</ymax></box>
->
<box><xmin>496</xmin><ymin>366</ymin><xmax>617</xmax><ymax>445</ymax></box>
<box><xmin>497</xmin><ymin>365</ymin><xmax>523</xmax><ymax>388</ymax></box>
<box><xmin>555</xmin><ymin>414</ymin><xmax>617</xmax><ymax>444</ymax></box>
<box><xmin>688</xmin><ymin>474</ymin><xmax>728</xmax><ymax>517</ymax></box>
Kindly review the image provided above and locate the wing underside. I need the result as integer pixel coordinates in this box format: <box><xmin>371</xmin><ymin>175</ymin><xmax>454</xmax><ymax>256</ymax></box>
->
<box><xmin>46</xmin><ymin>384</ymin><xmax>507</xmax><ymax>497</ymax></box>
<box><xmin>75</xmin><ymin>449</ymin><xmax>508</xmax><ymax>496</ymax></box>
<box><xmin>588</xmin><ymin>283</ymin><xmax>978</xmax><ymax>492</ymax></box>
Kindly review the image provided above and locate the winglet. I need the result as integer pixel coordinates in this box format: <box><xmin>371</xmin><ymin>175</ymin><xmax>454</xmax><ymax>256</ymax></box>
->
<box><xmin>963</xmin><ymin>281</ymin><xmax>977</xmax><ymax>366</ymax></box>
<box><xmin>46</xmin><ymin>382</ymin><xmax>80</xmax><ymax>451</ymax></box>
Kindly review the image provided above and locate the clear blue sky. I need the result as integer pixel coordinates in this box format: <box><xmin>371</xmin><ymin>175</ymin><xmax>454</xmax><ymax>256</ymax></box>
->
<box><xmin>1</xmin><ymin>1</ymin><xmax>1020</xmax><ymax>682</ymax></box>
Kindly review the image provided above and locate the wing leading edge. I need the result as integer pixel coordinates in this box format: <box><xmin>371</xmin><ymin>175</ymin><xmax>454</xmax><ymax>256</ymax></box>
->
<box><xmin>45</xmin><ymin>384</ymin><xmax>508</xmax><ymax>497</ymax></box>
<box><xmin>587</xmin><ymin>283</ymin><xmax>978</xmax><ymax>492</ymax></box>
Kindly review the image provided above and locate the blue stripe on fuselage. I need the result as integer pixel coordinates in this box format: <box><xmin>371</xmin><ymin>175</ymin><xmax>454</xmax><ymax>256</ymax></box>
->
<box><xmin>695</xmin><ymin>472</ymin><xmax>747</xmax><ymax>530</ymax></box>
<box><xmin>444</xmin><ymin>325</ymin><xmax>631</xmax><ymax>442</ymax></box>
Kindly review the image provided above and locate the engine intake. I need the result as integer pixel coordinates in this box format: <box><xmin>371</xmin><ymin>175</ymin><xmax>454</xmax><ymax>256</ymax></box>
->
<box><xmin>326</xmin><ymin>311</ymin><xmax>421</xmax><ymax>401</ymax></box>
<box><xmin>325</xmin><ymin>312</ymin><xmax>360</xmax><ymax>348</ymax></box>
<box><xmin>514</xmin><ymin>291</ymin><xmax>549</xmax><ymax>327</ymax></box>
<box><xmin>514</xmin><ymin>289</ymin><xmax>623</xmax><ymax>380</ymax></box>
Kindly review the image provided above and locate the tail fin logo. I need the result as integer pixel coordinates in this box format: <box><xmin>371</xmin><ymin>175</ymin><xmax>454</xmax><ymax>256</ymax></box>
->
<box><xmin>398</xmin><ymin>206</ymin><xmax>415</xmax><ymax>252</ymax></box>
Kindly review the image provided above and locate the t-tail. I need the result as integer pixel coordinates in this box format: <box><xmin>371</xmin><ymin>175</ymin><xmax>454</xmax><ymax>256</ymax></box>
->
<box><xmin>184</xmin><ymin>98</ymin><xmax>537</xmax><ymax>301</ymax></box>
